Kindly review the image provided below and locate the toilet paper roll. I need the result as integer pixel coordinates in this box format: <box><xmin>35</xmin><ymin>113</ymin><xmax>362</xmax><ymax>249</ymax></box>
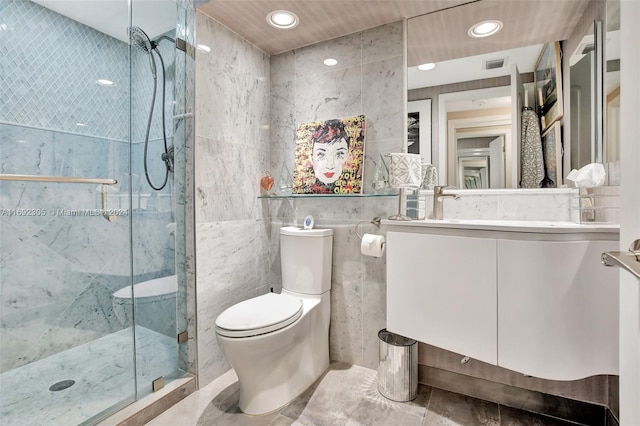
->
<box><xmin>361</xmin><ymin>233</ymin><xmax>385</xmax><ymax>258</ymax></box>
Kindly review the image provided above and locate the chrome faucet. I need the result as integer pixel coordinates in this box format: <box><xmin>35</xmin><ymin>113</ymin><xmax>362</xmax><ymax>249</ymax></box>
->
<box><xmin>432</xmin><ymin>186</ymin><xmax>460</xmax><ymax>220</ymax></box>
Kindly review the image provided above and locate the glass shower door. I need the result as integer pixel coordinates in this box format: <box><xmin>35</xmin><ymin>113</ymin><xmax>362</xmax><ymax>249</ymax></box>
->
<box><xmin>0</xmin><ymin>0</ymin><xmax>136</xmax><ymax>424</ymax></box>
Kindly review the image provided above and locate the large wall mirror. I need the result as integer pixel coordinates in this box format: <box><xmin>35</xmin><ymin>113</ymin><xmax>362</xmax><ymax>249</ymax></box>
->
<box><xmin>407</xmin><ymin>0</ymin><xmax>613</xmax><ymax>189</ymax></box>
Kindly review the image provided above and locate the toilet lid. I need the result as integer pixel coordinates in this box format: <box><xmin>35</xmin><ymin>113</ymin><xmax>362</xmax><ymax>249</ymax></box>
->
<box><xmin>215</xmin><ymin>293</ymin><xmax>303</xmax><ymax>338</ymax></box>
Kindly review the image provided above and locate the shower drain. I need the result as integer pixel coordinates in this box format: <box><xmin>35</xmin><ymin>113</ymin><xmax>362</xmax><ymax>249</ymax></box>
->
<box><xmin>49</xmin><ymin>380</ymin><xmax>75</xmax><ymax>392</ymax></box>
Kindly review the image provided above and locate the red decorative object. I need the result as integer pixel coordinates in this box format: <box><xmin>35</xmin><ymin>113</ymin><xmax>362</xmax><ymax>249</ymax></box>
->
<box><xmin>260</xmin><ymin>172</ymin><xmax>274</xmax><ymax>195</ymax></box>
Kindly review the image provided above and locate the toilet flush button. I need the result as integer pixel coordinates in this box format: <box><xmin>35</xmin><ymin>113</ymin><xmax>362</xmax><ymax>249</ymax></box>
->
<box><xmin>303</xmin><ymin>215</ymin><xmax>314</xmax><ymax>229</ymax></box>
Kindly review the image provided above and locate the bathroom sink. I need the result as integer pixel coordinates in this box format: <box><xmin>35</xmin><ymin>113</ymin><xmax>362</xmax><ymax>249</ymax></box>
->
<box><xmin>382</xmin><ymin>218</ymin><xmax>620</xmax><ymax>234</ymax></box>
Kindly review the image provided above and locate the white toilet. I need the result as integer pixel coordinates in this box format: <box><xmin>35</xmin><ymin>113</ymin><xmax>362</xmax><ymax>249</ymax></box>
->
<box><xmin>215</xmin><ymin>226</ymin><xmax>333</xmax><ymax>415</ymax></box>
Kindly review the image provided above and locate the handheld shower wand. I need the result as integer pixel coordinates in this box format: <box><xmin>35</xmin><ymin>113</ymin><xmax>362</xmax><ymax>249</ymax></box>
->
<box><xmin>128</xmin><ymin>26</ymin><xmax>173</xmax><ymax>191</ymax></box>
<box><xmin>129</xmin><ymin>26</ymin><xmax>157</xmax><ymax>78</ymax></box>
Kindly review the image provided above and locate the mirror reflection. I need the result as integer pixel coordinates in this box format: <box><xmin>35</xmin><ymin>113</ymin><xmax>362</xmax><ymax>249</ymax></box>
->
<box><xmin>569</xmin><ymin>23</ymin><xmax>596</xmax><ymax>171</ymax></box>
<box><xmin>605</xmin><ymin>0</ymin><xmax>621</xmax><ymax>184</ymax></box>
<box><xmin>408</xmin><ymin>43</ymin><xmax>540</xmax><ymax>189</ymax></box>
<box><xmin>407</xmin><ymin>0</ymin><xmax>613</xmax><ymax>189</ymax></box>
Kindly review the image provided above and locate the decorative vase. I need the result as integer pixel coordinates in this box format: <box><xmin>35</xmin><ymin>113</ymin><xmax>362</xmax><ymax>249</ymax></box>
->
<box><xmin>276</xmin><ymin>163</ymin><xmax>293</xmax><ymax>196</ymax></box>
<box><xmin>371</xmin><ymin>154</ymin><xmax>391</xmax><ymax>194</ymax></box>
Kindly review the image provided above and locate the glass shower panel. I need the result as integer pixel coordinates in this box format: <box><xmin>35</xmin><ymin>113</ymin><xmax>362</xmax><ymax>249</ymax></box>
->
<box><xmin>129</xmin><ymin>0</ymin><xmax>183</xmax><ymax>397</ymax></box>
<box><xmin>0</xmin><ymin>0</ymin><xmax>135</xmax><ymax>424</ymax></box>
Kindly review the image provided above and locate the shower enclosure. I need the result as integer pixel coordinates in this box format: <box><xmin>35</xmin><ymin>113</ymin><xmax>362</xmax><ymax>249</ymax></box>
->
<box><xmin>0</xmin><ymin>0</ymin><xmax>194</xmax><ymax>424</ymax></box>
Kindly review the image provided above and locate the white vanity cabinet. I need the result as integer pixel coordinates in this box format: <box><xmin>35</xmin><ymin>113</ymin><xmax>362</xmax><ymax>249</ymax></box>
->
<box><xmin>386</xmin><ymin>232</ymin><xmax>498</xmax><ymax>365</ymax></box>
<box><xmin>498</xmin><ymin>239</ymin><xmax>619</xmax><ymax>379</ymax></box>
<box><xmin>386</xmin><ymin>221</ymin><xmax>620</xmax><ymax>380</ymax></box>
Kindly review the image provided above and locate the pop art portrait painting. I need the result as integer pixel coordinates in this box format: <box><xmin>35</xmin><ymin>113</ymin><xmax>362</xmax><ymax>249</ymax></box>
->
<box><xmin>292</xmin><ymin>115</ymin><xmax>366</xmax><ymax>194</ymax></box>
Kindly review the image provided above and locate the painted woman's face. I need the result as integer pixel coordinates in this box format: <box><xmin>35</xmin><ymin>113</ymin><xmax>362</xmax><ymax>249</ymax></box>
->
<box><xmin>312</xmin><ymin>138</ymin><xmax>349</xmax><ymax>184</ymax></box>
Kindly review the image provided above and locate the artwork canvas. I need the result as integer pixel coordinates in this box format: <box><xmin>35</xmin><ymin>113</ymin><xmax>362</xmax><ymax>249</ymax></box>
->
<box><xmin>407</xmin><ymin>99</ymin><xmax>432</xmax><ymax>164</ymax></box>
<box><xmin>292</xmin><ymin>115</ymin><xmax>366</xmax><ymax>194</ymax></box>
<box><xmin>541</xmin><ymin>121</ymin><xmax>563</xmax><ymax>188</ymax></box>
<box><xmin>534</xmin><ymin>41</ymin><xmax>564</xmax><ymax>132</ymax></box>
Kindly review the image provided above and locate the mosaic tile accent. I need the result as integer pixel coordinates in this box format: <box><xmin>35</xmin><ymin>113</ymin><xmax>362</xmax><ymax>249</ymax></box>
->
<box><xmin>1</xmin><ymin>0</ymin><xmax>178</xmax><ymax>143</ymax></box>
<box><xmin>1</xmin><ymin>0</ymin><xmax>129</xmax><ymax>140</ymax></box>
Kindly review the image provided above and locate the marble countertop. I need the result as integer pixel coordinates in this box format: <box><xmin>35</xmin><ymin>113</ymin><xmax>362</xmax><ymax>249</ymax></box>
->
<box><xmin>382</xmin><ymin>219</ymin><xmax>620</xmax><ymax>234</ymax></box>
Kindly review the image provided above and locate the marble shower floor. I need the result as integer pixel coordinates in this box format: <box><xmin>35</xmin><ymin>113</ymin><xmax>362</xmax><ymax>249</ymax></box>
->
<box><xmin>0</xmin><ymin>327</ymin><xmax>176</xmax><ymax>426</ymax></box>
<box><xmin>148</xmin><ymin>362</ymin><xmax>580</xmax><ymax>426</ymax></box>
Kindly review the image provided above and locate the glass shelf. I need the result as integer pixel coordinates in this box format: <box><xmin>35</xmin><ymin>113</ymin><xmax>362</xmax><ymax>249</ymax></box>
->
<box><xmin>258</xmin><ymin>193</ymin><xmax>398</xmax><ymax>200</ymax></box>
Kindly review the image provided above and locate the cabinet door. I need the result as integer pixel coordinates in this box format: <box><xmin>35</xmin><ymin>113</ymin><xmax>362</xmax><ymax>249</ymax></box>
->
<box><xmin>387</xmin><ymin>232</ymin><xmax>497</xmax><ymax>365</ymax></box>
<box><xmin>497</xmin><ymin>239</ymin><xmax>619</xmax><ymax>380</ymax></box>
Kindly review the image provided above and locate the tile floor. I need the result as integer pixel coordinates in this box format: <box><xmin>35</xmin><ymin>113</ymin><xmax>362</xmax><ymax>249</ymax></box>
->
<box><xmin>148</xmin><ymin>362</ymin><xmax>580</xmax><ymax>426</ymax></box>
<box><xmin>0</xmin><ymin>327</ymin><xmax>177</xmax><ymax>426</ymax></box>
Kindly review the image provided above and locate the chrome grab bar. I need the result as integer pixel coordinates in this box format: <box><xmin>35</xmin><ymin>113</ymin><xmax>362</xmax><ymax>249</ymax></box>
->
<box><xmin>0</xmin><ymin>174</ymin><xmax>117</xmax><ymax>185</ymax></box>
<box><xmin>602</xmin><ymin>239</ymin><xmax>640</xmax><ymax>280</ymax></box>
<box><xmin>0</xmin><ymin>173</ymin><xmax>119</xmax><ymax>222</ymax></box>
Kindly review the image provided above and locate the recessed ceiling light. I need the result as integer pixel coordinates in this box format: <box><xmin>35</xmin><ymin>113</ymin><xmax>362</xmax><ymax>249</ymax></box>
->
<box><xmin>323</xmin><ymin>58</ymin><xmax>338</xmax><ymax>67</ymax></box>
<box><xmin>76</xmin><ymin>122</ymin><xmax>86</xmax><ymax>127</ymax></box>
<box><xmin>266</xmin><ymin>10</ymin><xmax>299</xmax><ymax>30</ymax></box>
<box><xmin>196</xmin><ymin>44</ymin><xmax>211</xmax><ymax>53</ymax></box>
<box><xmin>417</xmin><ymin>63</ymin><xmax>436</xmax><ymax>71</ymax></box>
<box><xmin>96</xmin><ymin>79</ymin><xmax>114</xmax><ymax>86</ymax></box>
<box><xmin>468</xmin><ymin>20</ymin><xmax>503</xmax><ymax>38</ymax></box>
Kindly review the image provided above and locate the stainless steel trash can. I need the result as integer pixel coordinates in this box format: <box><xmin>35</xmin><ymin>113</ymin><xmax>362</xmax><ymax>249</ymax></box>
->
<box><xmin>377</xmin><ymin>329</ymin><xmax>418</xmax><ymax>401</ymax></box>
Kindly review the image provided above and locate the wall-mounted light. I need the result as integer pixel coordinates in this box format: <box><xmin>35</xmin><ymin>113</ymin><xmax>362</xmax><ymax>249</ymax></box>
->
<box><xmin>96</xmin><ymin>79</ymin><xmax>114</xmax><ymax>86</ymax></box>
<box><xmin>323</xmin><ymin>58</ymin><xmax>338</xmax><ymax>67</ymax></box>
<box><xmin>266</xmin><ymin>10</ymin><xmax>299</xmax><ymax>30</ymax></box>
<box><xmin>468</xmin><ymin>20</ymin><xmax>503</xmax><ymax>38</ymax></box>
<box><xmin>417</xmin><ymin>62</ymin><xmax>436</xmax><ymax>71</ymax></box>
<box><xmin>196</xmin><ymin>44</ymin><xmax>211</xmax><ymax>53</ymax></box>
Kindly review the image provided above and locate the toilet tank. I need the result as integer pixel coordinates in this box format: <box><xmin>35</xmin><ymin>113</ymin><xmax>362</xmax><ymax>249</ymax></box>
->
<box><xmin>280</xmin><ymin>226</ymin><xmax>333</xmax><ymax>295</ymax></box>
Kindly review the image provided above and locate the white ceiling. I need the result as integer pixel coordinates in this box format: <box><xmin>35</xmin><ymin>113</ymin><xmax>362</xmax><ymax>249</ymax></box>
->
<box><xmin>32</xmin><ymin>0</ymin><xmax>177</xmax><ymax>43</ymax></box>
<box><xmin>408</xmin><ymin>44</ymin><xmax>543</xmax><ymax>90</ymax></box>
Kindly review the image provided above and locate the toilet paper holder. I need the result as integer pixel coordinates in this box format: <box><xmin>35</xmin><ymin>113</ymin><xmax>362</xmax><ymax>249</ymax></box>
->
<box><xmin>355</xmin><ymin>216</ymin><xmax>382</xmax><ymax>239</ymax></box>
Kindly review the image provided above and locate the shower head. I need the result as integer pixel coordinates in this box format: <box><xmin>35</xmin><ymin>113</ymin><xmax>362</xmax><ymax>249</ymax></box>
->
<box><xmin>129</xmin><ymin>26</ymin><xmax>154</xmax><ymax>53</ymax></box>
<box><xmin>128</xmin><ymin>26</ymin><xmax>157</xmax><ymax>77</ymax></box>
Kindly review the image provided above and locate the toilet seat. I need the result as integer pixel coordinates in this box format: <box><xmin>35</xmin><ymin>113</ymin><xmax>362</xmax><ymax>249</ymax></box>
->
<box><xmin>215</xmin><ymin>293</ymin><xmax>303</xmax><ymax>338</ymax></box>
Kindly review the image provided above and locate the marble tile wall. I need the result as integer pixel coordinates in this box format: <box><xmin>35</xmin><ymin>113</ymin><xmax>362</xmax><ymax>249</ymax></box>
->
<box><xmin>268</xmin><ymin>21</ymin><xmax>405</xmax><ymax>370</ymax></box>
<box><xmin>1</xmin><ymin>125</ymin><xmax>127</xmax><ymax>372</ymax></box>
<box><xmin>194</xmin><ymin>11</ymin><xmax>271</xmax><ymax>387</ymax></box>
<box><xmin>270</xmin><ymin>22</ymin><xmax>406</xmax><ymax>194</ymax></box>
<box><xmin>0</xmin><ymin>124</ymin><xmax>177</xmax><ymax>372</ymax></box>
<box><xmin>419</xmin><ymin>188</ymin><xmax>579</xmax><ymax>221</ymax></box>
